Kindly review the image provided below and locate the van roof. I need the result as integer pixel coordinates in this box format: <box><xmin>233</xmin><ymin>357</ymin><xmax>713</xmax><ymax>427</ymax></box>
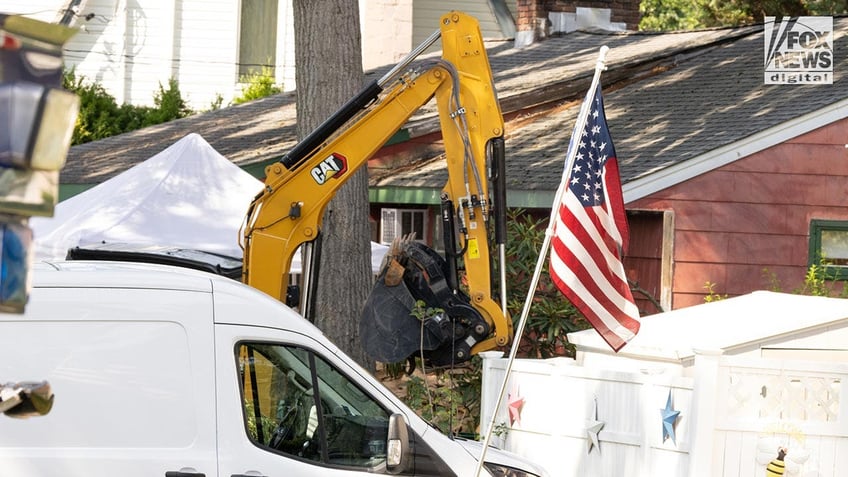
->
<box><xmin>29</xmin><ymin>260</ymin><xmax>321</xmax><ymax>338</ymax></box>
<box><xmin>33</xmin><ymin>260</ymin><xmax>217</xmax><ymax>292</ymax></box>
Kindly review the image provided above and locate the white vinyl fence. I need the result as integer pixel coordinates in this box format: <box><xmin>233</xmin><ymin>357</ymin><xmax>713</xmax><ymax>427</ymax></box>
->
<box><xmin>479</xmin><ymin>352</ymin><xmax>848</xmax><ymax>477</ymax></box>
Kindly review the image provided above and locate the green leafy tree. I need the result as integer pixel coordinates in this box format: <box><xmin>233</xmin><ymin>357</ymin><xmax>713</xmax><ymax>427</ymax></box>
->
<box><xmin>639</xmin><ymin>0</ymin><xmax>704</xmax><ymax>31</ymax></box>
<box><xmin>402</xmin><ymin>361</ymin><xmax>480</xmax><ymax>436</ymax></box>
<box><xmin>639</xmin><ymin>0</ymin><xmax>846</xmax><ymax>31</ymax></box>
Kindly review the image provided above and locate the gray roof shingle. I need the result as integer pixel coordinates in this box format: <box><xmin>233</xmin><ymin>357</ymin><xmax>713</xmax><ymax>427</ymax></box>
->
<box><xmin>62</xmin><ymin>23</ymin><xmax>766</xmax><ymax>190</ymax></box>
<box><xmin>373</xmin><ymin>19</ymin><xmax>848</xmax><ymax>197</ymax></box>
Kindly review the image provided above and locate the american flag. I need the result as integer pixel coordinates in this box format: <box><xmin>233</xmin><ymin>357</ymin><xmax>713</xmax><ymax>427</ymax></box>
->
<box><xmin>549</xmin><ymin>86</ymin><xmax>640</xmax><ymax>351</ymax></box>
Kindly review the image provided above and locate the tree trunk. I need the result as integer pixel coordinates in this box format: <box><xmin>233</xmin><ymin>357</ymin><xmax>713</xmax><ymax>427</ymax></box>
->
<box><xmin>293</xmin><ymin>0</ymin><xmax>373</xmax><ymax>369</ymax></box>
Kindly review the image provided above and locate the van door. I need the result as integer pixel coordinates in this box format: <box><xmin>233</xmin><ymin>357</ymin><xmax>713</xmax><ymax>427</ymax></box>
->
<box><xmin>0</xmin><ymin>286</ymin><xmax>218</xmax><ymax>477</ymax></box>
<box><xmin>213</xmin><ymin>324</ymin><xmax>455</xmax><ymax>477</ymax></box>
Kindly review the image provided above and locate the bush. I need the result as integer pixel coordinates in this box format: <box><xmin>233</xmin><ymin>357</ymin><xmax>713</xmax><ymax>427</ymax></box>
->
<box><xmin>145</xmin><ymin>77</ymin><xmax>192</xmax><ymax>126</ymax></box>
<box><xmin>503</xmin><ymin>208</ymin><xmax>588</xmax><ymax>358</ymax></box>
<box><xmin>63</xmin><ymin>69</ymin><xmax>193</xmax><ymax>145</ymax></box>
<box><xmin>233</xmin><ymin>67</ymin><xmax>282</xmax><ymax>104</ymax></box>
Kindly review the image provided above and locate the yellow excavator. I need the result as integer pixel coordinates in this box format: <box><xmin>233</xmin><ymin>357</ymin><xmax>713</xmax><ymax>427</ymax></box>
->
<box><xmin>240</xmin><ymin>12</ymin><xmax>513</xmax><ymax>367</ymax></box>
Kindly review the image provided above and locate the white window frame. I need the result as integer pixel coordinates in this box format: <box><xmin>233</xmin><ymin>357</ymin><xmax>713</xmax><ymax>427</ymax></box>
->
<box><xmin>380</xmin><ymin>208</ymin><xmax>428</xmax><ymax>245</ymax></box>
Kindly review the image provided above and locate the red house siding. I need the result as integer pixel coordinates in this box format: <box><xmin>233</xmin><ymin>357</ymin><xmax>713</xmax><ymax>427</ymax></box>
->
<box><xmin>627</xmin><ymin>117</ymin><xmax>848</xmax><ymax>309</ymax></box>
<box><xmin>625</xmin><ymin>211</ymin><xmax>666</xmax><ymax>315</ymax></box>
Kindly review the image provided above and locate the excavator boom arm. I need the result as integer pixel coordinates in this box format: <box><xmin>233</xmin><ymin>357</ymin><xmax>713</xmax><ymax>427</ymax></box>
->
<box><xmin>242</xmin><ymin>12</ymin><xmax>512</xmax><ymax>363</ymax></box>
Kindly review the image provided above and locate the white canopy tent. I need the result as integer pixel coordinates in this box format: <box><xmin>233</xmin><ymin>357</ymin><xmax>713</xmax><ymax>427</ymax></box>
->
<box><xmin>31</xmin><ymin>133</ymin><xmax>388</xmax><ymax>273</ymax></box>
<box><xmin>290</xmin><ymin>242</ymin><xmax>390</xmax><ymax>275</ymax></box>
<box><xmin>31</xmin><ymin>133</ymin><xmax>263</xmax><ymax>260</ymax></box>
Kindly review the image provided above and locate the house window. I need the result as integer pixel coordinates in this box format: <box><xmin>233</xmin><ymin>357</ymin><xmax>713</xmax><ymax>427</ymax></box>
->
<box><xmin>809</xmin><ymin>219</ymin><xmax>848</xmax><ymax>278</ymax></box>
<box><xmin>239</xmin><ymin>0</ymin><xmax>278</xmax><ymax>78</ymax></box>
<box><xmin>380</xmin><ymin>208</ymin><xmax>427</xmax><ymax>244</ymax></box>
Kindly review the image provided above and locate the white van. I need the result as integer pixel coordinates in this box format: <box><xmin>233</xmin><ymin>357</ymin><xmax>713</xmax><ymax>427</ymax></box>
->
<box><xmin>0</xmin><ymin>260</ymin><xmax>546</xmax><ymax>477</ymax></box>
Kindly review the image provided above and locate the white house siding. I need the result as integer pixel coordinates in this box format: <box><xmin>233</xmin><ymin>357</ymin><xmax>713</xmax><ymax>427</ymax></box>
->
<box><xmin>66</xmin><ymin>0</ymin><xmax>267</xmax><ymax>109</ymax></box>
<box><xmin>3</xmin><ymin>1</ymin><xmax>343</xmax><ymax>110</ymax></box>
<box><xmin>173</xmin><ymin>0</ymin><xmax>242</xmax><ymax>109</ymax></box>
<box><xmin>360</xmin><ymin>0</ymin><xmax>412</xmax><ymax>70</ymax></box>
<box><xmin>2</xmin><ymin>0</ymin><xmax>244</xmax><ymax>109</ymax></box>
<box><xmin>412</xmin><ymin>1</ymin><xmax>508</xmax><ymax>51</ymax></box>
<box><xmin>5</xmin><ymin>1</ymin><xmax>494</xmax><ymax>110</ymax></box>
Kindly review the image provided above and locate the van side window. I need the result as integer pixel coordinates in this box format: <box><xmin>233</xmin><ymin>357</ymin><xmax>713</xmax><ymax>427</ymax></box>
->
<box><xmin>237</xmin><ymin>343</ymin><xmax>390</xmax><ymax>469</ymax></box>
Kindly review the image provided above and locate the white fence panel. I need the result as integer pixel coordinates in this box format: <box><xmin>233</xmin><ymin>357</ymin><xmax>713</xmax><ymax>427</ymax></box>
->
<box><xmin>480</xmin><ymin>353</ymin><xmax>848</xmax><ymax>477</ymax></box>
<box><xmin>480</xmin><ymin>355</ymin><xmax>693</xmax><ymax>477</ymax></box>
<box><xmin>713</xmin><ymin>357</ymin><xmax>848</xmax><ymax>477</ymax></box>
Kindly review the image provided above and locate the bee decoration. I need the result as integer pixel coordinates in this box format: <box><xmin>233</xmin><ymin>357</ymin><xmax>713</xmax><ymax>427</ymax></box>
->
<box><xmin>765</xmin><ymin>447</ymin><xmax>787</xmax><ymax>477</ymax></box>
<box><xmin>756</xmin><ymin>436</ymin><xmax>810</xmax><ymax>476</ymax></box>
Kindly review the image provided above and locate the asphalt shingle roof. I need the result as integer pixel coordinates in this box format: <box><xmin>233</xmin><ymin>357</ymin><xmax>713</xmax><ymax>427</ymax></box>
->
<box><xmin>372</xmin><ymin>19</ymin><xmax>848</xmax><ymax>195</ymax></box>
<box><xmin>62</xmin><ymin>23</ymin><xmax>766</xmax><ymax>188</ymax></box>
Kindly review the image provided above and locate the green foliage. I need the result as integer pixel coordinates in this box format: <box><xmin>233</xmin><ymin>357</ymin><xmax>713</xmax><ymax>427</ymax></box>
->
<box><xmin>639</xmin><ymin>0</ymin><xmax>704</xmax><ymax>31</ymax></box>
<box><xmin>233</xmin><ymin>67</ymin><xmax>282</xmax><ymax>104</ymax></box>
<box><xmin>244</xmin><ymin>399</ymin><xmax>276</xmax><ymax>442</ymax></box>
<box><xmin>63</xmin><ymin>69</ymin><xmax>193</xmax><ymax>145</ymax></box>
<box><xmin>703</xmin><ymin>281</ymin><xmax>727</xmax><ymax>302</ymax></box>
<box><xmin>145</xmin><ymin>77</ymin><xmax>192</xmax><ymax>125</ymax></box>
<box><xmin>207</xmin><ymin>93</ymin><xmax>225</xmax><ymax>111</ymax></box>
<box><xmin>715</xmin><ymin>258</ymin><xmax>848</xmax><ymax>304</ymax></box>
<box><xmin>382</xmin><ymin>361</ymin><xmax>407</xmax><ymax>379</ymax></box>
<box><xmin>385</xmin><ymin>209</ymin><xmax>594</xmax><ymax>436</ymax></box>
<box><xmin>493</xmin><ymin>421</ymin><xmax>510</xmax><ymax>438</ymax></box>
<box><xmin>409</xmin><ymin>299</ymin><xmax>442</xmax><ymax>322</ymax></box>
<box><xmin>503</xmin><ymin>208</ymin><xmax>587</xmax><ymax>358</ymax></box>
<box><xmin>639</xmin><ymin>0</ymin><xmax>846</xmax><ymax>31</ymax></box>
<box><xmin>765</xmin><ymin>258</ymin><xmax>848</xmax><ymax>298</ymax></box>
<box><xmin>63</xmin><ymin>69</ymin><xmax>122</xmax><ymax>145</ymax></box>
<box><xmin>799</xmin><ymin>263</ymin><xmax>832</xmax><ymax>296</ymax></box>
<box><xmin>401</xmin><ymin>359</ymin><xmax>481</xmax><ymax>436</ymax></box>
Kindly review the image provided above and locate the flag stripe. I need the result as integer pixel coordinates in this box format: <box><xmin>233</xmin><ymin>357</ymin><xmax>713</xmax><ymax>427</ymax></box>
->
<box><xmin>601</xmin><ymin>160</ymin><xmax>629</xmax><ymax>246</ymax></box>
<box><xmin>563</xmin><ymin>196</ymin><xmax>624</xmax><ymax>281</ymax></box>
<box><xmin>550</xmin><ymin>236</ymin><xmax>637</xmax><ymax>326</ymax></box>
<box><xmin>550</xmin><ymin>211</ymin><xmax>639</xmax><ymax>338</ymax></box>
<box><xmin>556</xmin><ymin>194</ymin><xmax>636</xmax><ymax>310</ymax></box>
<box><xmin>550</xmin><ymin>270</ymin><xmax>630</xmax><ymax>350</ymax></box>
<box><xmin>549</xmin><ymin>85</ymin><xmax>640</xmax><ymax>351</ymax></box>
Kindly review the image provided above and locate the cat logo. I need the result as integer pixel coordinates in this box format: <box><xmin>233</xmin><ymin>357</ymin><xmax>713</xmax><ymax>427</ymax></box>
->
<box><xmin>311</xmin><ymin>153</ymin><xmax>349</xmax><ymax>185</ymax></box>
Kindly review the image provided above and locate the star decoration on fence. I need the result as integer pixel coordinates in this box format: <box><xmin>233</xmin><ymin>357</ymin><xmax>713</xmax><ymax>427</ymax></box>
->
<box><xmin>586</xmin><ymin>396</ymin><xmax>604</xmax><ymax>454</ymax></box>
<box><xmin>660</xmin><ymin>390</ymin><xmax>681</xmax><ymax>445</ymax></box>
<box><xmin>508</xmin><ymin>389</ymin><xmax>525</xmax><ymax>426</ymax></box>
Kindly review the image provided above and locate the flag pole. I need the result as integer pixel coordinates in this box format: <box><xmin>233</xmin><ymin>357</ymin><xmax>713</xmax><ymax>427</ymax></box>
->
<box><xmin>473</xmin><ymin>45</ymin><xmax>609</xmax><ymax>477</ymax></box>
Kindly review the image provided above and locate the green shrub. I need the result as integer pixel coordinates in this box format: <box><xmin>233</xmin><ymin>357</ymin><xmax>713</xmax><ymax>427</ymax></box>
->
<box><xmin>401</xmin><ymin>358</ymin><xmax>481</xmax><ymax>436</ymax></box>
<box><xmin>503</xmin><ymin>208</ymin><xmax>587</xmax><ymax>358</ymax></box>
<box><xmin>63</xmin><ymin>69</ymin><xmax>193</xmax><ymax>144</ymax></box>
<box><xmin>144</xmin><ymin>77</ymin><xmax>192</xmax><ymax>126</ymax></box>
<box><xmin>233</xmin><ymin>67</ymin><xmax>282</xmax><ymax>104</ymax></box>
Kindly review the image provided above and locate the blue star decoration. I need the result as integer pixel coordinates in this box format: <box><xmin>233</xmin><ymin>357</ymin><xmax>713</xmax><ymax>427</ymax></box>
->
<box><xmin>660</xmin><ymin>390</ymin><xmax>681</xmax><ymax>445</ymax></box>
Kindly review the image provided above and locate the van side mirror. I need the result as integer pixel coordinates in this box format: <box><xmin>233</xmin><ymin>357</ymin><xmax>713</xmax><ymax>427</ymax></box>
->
<box><xmin>386</xmin><ymin>413</ymin><xmax>410</xmax><ymax>474</ymax></box>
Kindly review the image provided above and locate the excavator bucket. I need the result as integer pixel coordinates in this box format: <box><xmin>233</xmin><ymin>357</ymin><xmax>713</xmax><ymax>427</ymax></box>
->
<box><xmin>360</xmin><ymin>237</ymin><xmax>489</xmax><ymax>367</ymax></box>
